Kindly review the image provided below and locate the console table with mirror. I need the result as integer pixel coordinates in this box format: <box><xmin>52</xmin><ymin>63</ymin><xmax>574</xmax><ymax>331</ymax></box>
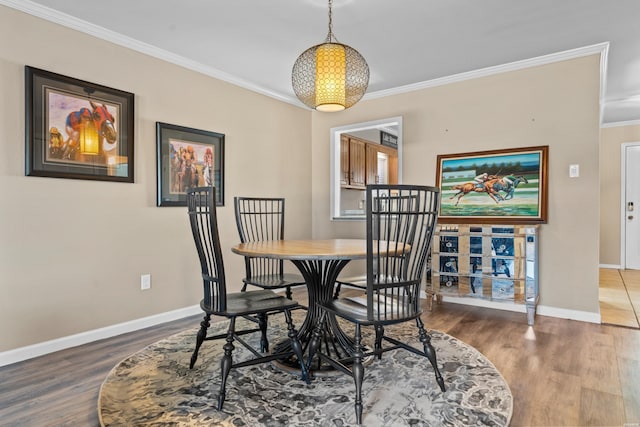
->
<box><xmin>428</xmin><ymin>224</ymin><xmax>539</xmax><ymax>325</ymax></box>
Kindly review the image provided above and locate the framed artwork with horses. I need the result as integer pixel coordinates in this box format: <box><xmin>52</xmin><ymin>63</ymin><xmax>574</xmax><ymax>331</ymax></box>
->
<box><xmin>156</xmin><ymin>122</ymin><xmax>225</xmax><ymax>207</ymax></box>
<box><xmin>435</xmin><ymin>146</ymin><xmax>548</xmax><ymax>224</ymax></box>
<box><xmin>25</xmin><ymin>66</ymin><xmax>134</xmax><ymax>182</ymax></box>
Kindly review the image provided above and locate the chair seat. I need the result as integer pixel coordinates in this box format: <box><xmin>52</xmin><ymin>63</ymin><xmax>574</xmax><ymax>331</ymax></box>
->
<box><xmin>202</xmin><ymin>289</ymin><xmax>300</xmax><ymax>316</ymax></box>
<box><xmin>322</xmin><ymin>293</ymin><xmax>421</xmax><ymax>325</ymax></box>
<box><xmin>243</xmin><ymin>273</ymin><xmax>306</xmax><ymax>289</ymax></box>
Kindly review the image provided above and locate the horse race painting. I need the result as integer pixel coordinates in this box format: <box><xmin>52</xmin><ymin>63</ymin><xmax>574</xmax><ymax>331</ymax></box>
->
<box><xmin>435</xmin><ymin>146</ymin><xmax>548</xmax><ymax>224</ymax></box>
<box><xmin>156</xmin><ymin>122</ymin><xmax>225</xmax><ymax>207</ymax></box>
<box><xmin>25</xmin><ymin>66</ymin><xmax>134</xmax><ymax>182</ymax></box>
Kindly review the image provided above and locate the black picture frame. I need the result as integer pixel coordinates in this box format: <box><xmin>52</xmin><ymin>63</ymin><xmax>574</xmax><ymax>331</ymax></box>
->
<box><xmin>25</xmin><ymin>66</ymin><xmax>134</xmax><ymax>182</ymax></box>
<box><xmin>380</xmin><ymin>131</ymin><xmax>398</xmax><ymax>149</ymax></box>
<box><xmin>156</xmin><ymin>122</ymin><xmax>225</xmax><ymax>207</ymax></box>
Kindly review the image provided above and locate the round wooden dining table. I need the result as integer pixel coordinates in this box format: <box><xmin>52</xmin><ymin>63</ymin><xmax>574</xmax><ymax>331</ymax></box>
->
<box><xmin>232</xmin><ymin>238</ymin><xmax>369</xmax><ymax>372</ymax></box>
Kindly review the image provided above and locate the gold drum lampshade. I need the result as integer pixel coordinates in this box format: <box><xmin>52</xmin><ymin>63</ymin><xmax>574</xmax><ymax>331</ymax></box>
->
<box><xmin>292</xmin><ymin>0</ymin><xmax>369</xmax><ymax>112</ymax></box>
<box><xmin>315</xmin><ymin>43</ymin><xmax>346</xmax><ymax>111</ymax></box>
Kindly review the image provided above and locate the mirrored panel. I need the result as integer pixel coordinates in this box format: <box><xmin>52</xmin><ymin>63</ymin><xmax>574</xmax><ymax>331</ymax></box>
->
<box><xmin>330</xmin><ymin>116</ymin><xmax>402</xmax><ymax>219</ymax></box>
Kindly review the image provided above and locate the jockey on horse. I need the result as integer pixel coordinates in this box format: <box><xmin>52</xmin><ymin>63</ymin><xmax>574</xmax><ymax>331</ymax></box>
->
<box><xmin>488</xmin><ymin>174</ymin><xmax>528</xmax><ymax>200</ymax></box>
<box><xmin>449</xmin><ymin>173</ymin><xmax>528</xmax><ymax>205</ymax></box>
<box><xmin>473</xmin><ymin>172</ymin><xmax>489</xmax><ymax>189</ymax></box>
<box><xmin>449</xmin><ymin>173</ymin><xmax>503</xmax><ymax>205</ymax></box>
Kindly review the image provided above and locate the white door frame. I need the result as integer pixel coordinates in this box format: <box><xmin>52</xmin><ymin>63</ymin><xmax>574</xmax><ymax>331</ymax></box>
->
<box><xmin>620</xmin><ymin>142</ymin><xmax>640</xmax><ymax>269</ymax></box>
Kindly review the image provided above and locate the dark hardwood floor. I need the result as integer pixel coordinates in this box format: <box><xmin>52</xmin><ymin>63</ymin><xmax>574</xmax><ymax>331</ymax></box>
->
<box><xmin>1</xmin><ymin>295</ymin><xmax>639</xmax><ymax>426</ymax></box>
<box><xmin>0</xmin><ymin>314</ymin><xmax>201</xmax><ymax>427</ymax></box>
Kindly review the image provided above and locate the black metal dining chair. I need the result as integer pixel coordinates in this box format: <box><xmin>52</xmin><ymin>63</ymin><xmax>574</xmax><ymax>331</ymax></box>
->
<box><xmin>234</xmin><ymin>197</ymin><xmax>306</xmax><ymax>299</ymax></box>
<box><xmin>332</xmin><ymin>193</ymin><xmax>417</xmax><ymax>298</ymax></box>
<box><xmin>187</xmin><ymin>187</ymin><xmax>309</xmax><ymax>411</ymax></box>
<box><xmin>306</xmin><ymin>184</ymin><xmax>445</xmax><ymax>425</ymax></box>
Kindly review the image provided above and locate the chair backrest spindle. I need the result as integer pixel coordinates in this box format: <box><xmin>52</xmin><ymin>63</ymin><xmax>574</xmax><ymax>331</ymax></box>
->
<box><xmin>187</xmin><ymin>187</ymin><xmax>227</xmax><ymax>312</ymax></box>
<box><xmin>234</xmin><ymin>197</ymin><xmax>287</xmax><ymax>279</ymax></box>
<box><xmin>366</xmin><ymin>185</ymin><xmax>440</xmax><ymax>321</ymax></box>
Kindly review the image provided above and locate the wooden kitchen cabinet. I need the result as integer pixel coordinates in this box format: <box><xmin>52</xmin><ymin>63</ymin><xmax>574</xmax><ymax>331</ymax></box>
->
<box><xmin>341</xmin><ymin>134</ymin><xmax>398</xmax><ymax>189</ymax></box>
<box><xmin>341</xmin><ymin>135</ymin><xmax>366</xmax><ymax>189</ymax></box>
<box><xmin>366</xmin><ymin>143</ymin><xmax>379</xmax><ymax>185</ymax></box>
<box><xmin>349</xmin><ymin>138</ymin><xmax>366</xmax><ymax>188</ymax></box>
<box><xmin>340</xmin><ymin>135</ymin><xmax>350</xmax><ymax>186</ymax></box>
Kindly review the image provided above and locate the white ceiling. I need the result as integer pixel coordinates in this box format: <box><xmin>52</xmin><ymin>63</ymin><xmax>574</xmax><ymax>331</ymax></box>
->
<box><xmin>7</xmin><ymin>0</ymin><xmax>640</xmax><ymax>124</ymax></box>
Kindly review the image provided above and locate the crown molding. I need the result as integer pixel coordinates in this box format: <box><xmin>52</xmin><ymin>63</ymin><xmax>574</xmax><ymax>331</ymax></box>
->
<box><xmin>364</xmin><ymin>42</ymin><xmax>609</xmax><ymax>101</ymax></box>
<box><xmin>0</xmin><ymin>0</ymin><xmax>611</xmax><ymax>113</ymax></box>
<box><xmin>0</xmin><ymin>0</ymin><xmax>300</xmax><ymax>106</ymax></box>
<box><xmin>601</xmin><ymin>119</ymin><xmax>640</xmax><ymax>128</ymax></box>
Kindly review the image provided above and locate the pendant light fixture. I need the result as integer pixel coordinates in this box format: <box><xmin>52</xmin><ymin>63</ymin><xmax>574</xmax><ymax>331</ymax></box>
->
<box><xmin>292</xmin><ymin>0</ymin><xmax>369</xmax><ymax>112</ymax></box>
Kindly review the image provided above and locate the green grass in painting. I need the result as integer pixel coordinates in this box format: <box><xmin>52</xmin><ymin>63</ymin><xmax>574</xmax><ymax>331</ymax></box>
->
<box><xmin>440</xmin><ymin>203</ymin><xmax>539</xmax><ymax>217</ymax></box>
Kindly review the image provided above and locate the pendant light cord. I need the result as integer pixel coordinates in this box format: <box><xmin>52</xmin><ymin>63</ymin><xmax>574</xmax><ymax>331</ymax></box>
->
<box><xmin>326</xmin><ymin>0</ymin><xmax>337</xmax><ymax>43</ymax></box>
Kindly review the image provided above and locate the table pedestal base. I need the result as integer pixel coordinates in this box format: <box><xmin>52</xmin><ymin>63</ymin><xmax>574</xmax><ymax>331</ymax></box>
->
<box><xmin>273</xmin><ymin>258</ymin><xmax>362</xmax><ymax>372</ymax></box>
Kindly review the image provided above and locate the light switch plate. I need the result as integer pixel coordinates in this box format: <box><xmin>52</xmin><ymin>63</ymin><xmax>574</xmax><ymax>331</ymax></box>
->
<box><xmin>141</xmin><ymin>274</ymin><xmax>151</xmax><ymax>290</ymax></box>
<box><xmin>569</xmin><ymin>164</ymin><xmax>579</xmax><ymax>178</ymax></box>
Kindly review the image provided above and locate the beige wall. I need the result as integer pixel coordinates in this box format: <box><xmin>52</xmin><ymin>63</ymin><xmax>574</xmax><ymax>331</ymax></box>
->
<box><xmin>312</xmin><ymin>55</ymin><xmax>602</xmax><ymax>314</ymax></box>
<box><xmin>600</xmin><ymin>124</ymin><xmax>640</xmax><ymax>266</ymax></box>
<box><xmin>0</xmin><ymin>6</ymin><xmax>605</xmax><ymax>354</ymax></box>
<box><xmin>0</xmin><ymin>7</ymin><xmax>312</xmax><ymax>352</ymax></box>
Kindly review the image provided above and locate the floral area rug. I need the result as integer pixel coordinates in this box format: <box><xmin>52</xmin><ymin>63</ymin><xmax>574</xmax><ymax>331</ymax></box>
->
<box><xmin>98</xmin><ymin>311</ymin><xmax>512</xmax><ymax>426</ymax></box>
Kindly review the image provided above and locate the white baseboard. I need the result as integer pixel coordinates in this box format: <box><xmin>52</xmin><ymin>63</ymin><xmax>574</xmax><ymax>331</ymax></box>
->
<box><xmin>2</xmin><ymin>291</ymin><xmax>603</xmax><ymax>367</ymax></box>
<box><xmin>536</xmin><ymin>305</ymin><xmax>601</xmax><ymax>324</ymax></box>
<box><xmin>0</xmin><ymin>305</ymin><xmax>202</xmax><ymax>367</ymax></box>
<box><xmin>440</xmin><ymin>296</ymin><xmax>601</xmax><ymax>324</ymax></box>
<box><xmin>599</xmin><ymin>264</ymin><xmax>621</xmax><ymax>269</ymax></box>
<box><xmin>441</xmin><ymin>295</ymin><xmax>527</xmax><ymax>313</ymax></box>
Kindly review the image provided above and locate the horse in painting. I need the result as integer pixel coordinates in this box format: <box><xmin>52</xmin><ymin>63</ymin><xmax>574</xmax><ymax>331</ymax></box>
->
<box><xmin>489</xmin><ymin>176</ymin><xmax>529</xmax><ymax>200</ymax></box>
<box><xmin>449</xmin><ymin>175</ymin><xmax>529</xmax><ymax>206</ymax></box>
<box><xmin>449</xmin><ymin>175</ymin><xmax>503</xmax><ymax>206</ymax></box>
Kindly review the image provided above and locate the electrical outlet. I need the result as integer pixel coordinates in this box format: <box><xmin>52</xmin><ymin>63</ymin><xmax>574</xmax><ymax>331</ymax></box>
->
<box><xmin>141</xmin><ymin>274</ymin><xmax>151</xmax><ymax>290</ymax></box>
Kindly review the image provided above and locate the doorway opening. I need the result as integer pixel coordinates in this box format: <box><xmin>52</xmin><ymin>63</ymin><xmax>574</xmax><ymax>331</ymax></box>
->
<box><xmin>621</xmin><ymin>142</ymin><xmax>640</xmax><ymax>269</ymax></box>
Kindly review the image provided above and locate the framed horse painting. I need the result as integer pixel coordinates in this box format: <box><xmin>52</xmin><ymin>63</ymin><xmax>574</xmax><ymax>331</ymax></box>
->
<box><xmin>25</xmin><ymin>66</ymin><xmax>134</xmax><ymax>182</ymax></box>
<box><xmin>435</xmin><ymin>146</ymin><xmax>548</xmax><ymax>224</ymax></box>
<box><xmin>156</xmin><ymin>122</ymin><xmax>225</xmax><ymax>207</ymax></box>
